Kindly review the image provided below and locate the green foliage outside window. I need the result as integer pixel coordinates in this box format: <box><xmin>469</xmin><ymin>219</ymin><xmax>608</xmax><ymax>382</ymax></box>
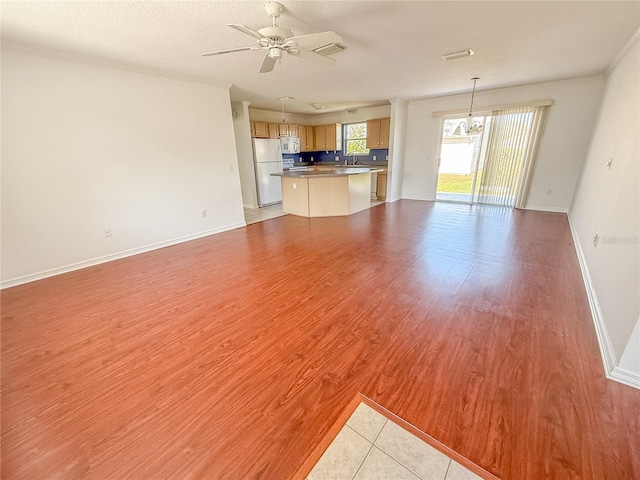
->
<box><xmin>344</xmin><ymin>123</ymin><xmax>369</xmax><ymax>155</ymax></box>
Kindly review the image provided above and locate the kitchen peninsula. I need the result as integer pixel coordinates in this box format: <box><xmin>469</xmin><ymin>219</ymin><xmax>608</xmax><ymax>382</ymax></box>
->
<box><xmin>273</xmin><ymin>166</ymin><xmax>383</xmax><ymax>217</ymax></box>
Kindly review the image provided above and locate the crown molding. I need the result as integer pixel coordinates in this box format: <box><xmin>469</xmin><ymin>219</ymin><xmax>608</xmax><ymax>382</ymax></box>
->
<box><xmin>1</xmin><ymin>41</ymin><xmax>233</xmax><ymax>89</ymax></box>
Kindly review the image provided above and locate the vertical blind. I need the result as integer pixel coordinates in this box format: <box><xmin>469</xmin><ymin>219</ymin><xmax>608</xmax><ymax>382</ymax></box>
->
<box><xmin>477</xmin><ymin>106</ymin><xmax>548</xmax><ymax>207</ymax></box>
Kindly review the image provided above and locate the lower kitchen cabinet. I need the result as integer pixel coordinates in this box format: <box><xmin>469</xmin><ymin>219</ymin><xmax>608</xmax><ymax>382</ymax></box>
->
<box><xmin>377</xmin><ymin>172</ymin><xmax>387</xmax><ymax>201</ymax></box>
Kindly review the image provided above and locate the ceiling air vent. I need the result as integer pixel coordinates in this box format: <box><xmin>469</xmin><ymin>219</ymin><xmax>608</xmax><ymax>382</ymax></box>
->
<box><xmin>313</xmin><ymin>43</ymin><xmax>347</xmax><ymax>56</ymax></box>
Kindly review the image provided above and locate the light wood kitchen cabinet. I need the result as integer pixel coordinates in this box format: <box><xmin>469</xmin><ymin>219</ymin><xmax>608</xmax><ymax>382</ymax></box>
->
<box><xmin>298</xmin><ymin>126</ymin><xmax>315</xmax><ymax>152</ymax></box>
<box><xmin>366</xmin><ymin>118</ymin><xmax>390</xmax><ymax>149</ymax></box>
<box><xmin>251</xmin><ymin>121</ymin><xmax>269</xmax><ymax>138</ymax></box>
<box><xmin>314</xmin><ymin>123</ymin><xmax>342</xmax><ymax>151</ymax></box>
<box><xmin>250</xmin><ymin>121</ymin><xmax>297</xmax><ymax>138</ymax></box>
<box><xmin>314</xmin><ymin>125</ymin><xmax>326</xmax><ymax>150</ymax></box>
<box><xmin>268</xmin><ymin>123</ymin><xmax>280</xmax><ymax>139</ymax></box>
<box><xmin>376</xmin><ymin>170</ymin><xmax>387</xmax><ymax>201</ymax></box>
<box><xmin>278</xmin><ymin>124</ymin><xmax>299</xmax><ymax>138</ymax></box>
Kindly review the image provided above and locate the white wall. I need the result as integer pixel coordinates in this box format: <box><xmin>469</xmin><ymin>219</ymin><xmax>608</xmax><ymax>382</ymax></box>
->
<box><xmin>248</xmin><ymin>108</ymin><xmax>310</xmax><ymax>126</ymax></box>
<box><xmin>305</xmin><ymin>104</ymin><xmax>391</xmax><ymax>126</ymax></box>
<box><xmin>248</xmin><ymin>104</ymin><xmax>392</xmax><ymax>127</ymax></box>
<box><xmin>232</xmin><ymin>101</ymin><xmax>259</xmax><ymax>208</ymax></box>
<box><xmin>619</xmin><ymin>318</ymin><xmax>640</xmax><ymax>377</ymax></box>
<box><xmin>1</xmin><ymin>47</ymin><xmax>246</xmax><ymax>287</ymax></box>
<box><xmin>402</xmin><ymin>76</ymin><xmax>605</xmax><ymax>212</ymax></box>
<box><xmin>568</xmin><ymin>34</ymin><xmax>639</xmax><ymax>387</ymax></box>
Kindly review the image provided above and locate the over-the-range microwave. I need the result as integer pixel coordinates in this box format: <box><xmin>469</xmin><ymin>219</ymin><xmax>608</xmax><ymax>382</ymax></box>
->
<box><xmin>280</xmin><ymin>136</ymin><xmax>300</xmax><ymax>154</ymax></box>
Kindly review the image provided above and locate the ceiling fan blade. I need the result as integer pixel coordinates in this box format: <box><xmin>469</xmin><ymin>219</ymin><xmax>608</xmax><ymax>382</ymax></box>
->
<box><xmin>201</xmin><ymin>46</ymin><xmax>262</xmax><ymax>57</ymax></box>
<box><xmin>285</xmin><ymin>31</ymin><xmax>342</xmax><ymax>50</ymax></box>
<box><xmin>227</xmin><ymin>23</ymin><xmax>265</xmax><ymax>40</ymax></box>
<box><xmin>259</xmin><ymin>54</ymin><xmax>277</xmax><ymax>73</ymax></box>
<box><xmin>288</xmin><ymin>48</ymin><xmax>336</xmax><ymax>67</ymax></box>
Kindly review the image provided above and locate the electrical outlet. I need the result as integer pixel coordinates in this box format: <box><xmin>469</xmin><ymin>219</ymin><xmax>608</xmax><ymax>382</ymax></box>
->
<box><xmin>335</xmin><ymin>156</ymin><xmax>339</xmax><ymax>161</ymax></box>
<box><xmin>103</xmin><ymin>227</ymin><xmax>112</xmax><ymax>238</ymax></box>
<box><xmin>373</xmin><ymin>155</ymin><xmax>376</xmax><ymax>161</ymax></box>
<box><xmin>593</xmin><ymin>232</ymin><xmax>599</xmax><ymax>247</ymax></box>
<box><xmin>201</xmin><ymin>209</ymin><xmax>207</xmax><ymax>218</ymax></box>
<box><xmin>293</xmin><ymin>182</ymin><xmax>297</xmax><ymax>190</ymax></box>
<box><xmin>228</xmin><ymin>164</ymin><xmax>234</xmax><ymax>172</ymax></box>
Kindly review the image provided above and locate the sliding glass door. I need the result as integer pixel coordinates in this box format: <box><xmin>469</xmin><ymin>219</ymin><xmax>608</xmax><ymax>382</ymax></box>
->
<box><xmin>436</xmin><ymin>115</ymin><xmax>489</xmax><ymax>203</ymax></box>
<box><xmin>436</xmin><ymin>106</ymin><xmax>548</xmax><ymax>207</ymax></box>
<box><xmin>476</xmin><ymin>106</ymin><xmax>548</xmax><ymax>207</ymax></box>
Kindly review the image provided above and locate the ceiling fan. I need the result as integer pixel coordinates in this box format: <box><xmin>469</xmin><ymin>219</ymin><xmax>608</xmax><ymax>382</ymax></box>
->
<box><xmin>201</xmin><ymin>1</ymin><xmax>343</xmax><ymax>74</ymax></box>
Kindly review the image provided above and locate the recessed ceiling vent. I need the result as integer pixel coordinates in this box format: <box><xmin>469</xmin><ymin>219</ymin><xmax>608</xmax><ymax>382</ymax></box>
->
<box><xmin>313</xmin><ymin>43</ymin><xmax>347</xmax><ymax>56</ymax></box>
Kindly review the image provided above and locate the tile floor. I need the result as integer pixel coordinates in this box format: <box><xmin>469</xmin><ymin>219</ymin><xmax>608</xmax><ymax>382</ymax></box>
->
<box><xmin>243</xmin><ymin>203</ymin><xmax>286</xmax><ymax>224</ymax></box>
<box><xmin>306</xmin><ymin>403</ymin><xmax>482</xmax><ymax>480</ymax></box>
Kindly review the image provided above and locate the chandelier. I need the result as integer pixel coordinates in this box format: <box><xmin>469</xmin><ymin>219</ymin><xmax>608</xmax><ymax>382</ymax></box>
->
<box><xmin>453</xmin><ymin>77</ymin><xmax>484</xmax><ymax>136</ymax></box>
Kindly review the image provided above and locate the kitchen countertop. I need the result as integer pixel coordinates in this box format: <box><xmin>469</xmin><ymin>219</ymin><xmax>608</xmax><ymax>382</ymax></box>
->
<box><xmin>274</xmin><ymin>166</ymin><xmax>385</xmax><ymax>178</ymax></box>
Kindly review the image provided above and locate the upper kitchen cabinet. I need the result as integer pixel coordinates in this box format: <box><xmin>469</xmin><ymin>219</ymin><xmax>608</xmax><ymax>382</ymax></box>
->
<box><xmin>287</xmin><ymin>125</ymin><xmax>299</xmax><ymax>138</ymax></box>
<box><xmin>268</xmin><ymin>123</ymin><xmax>280</xmax><ymax>139</ymax></box>
<box><xmin>251</xmin><ymin>121</ymin><xmax>269</xmax><ymax>138</ymax></box>
<box><xmin>366</xmin><ymin>118</ymin><xmax>390</xmax><ymax>149</ymax></box>
<box><xmin>314</xmin><ymin>123</ymin><xmax>343</xmax><ymax>151</ymax></box>
<box><xmin>278</xmin><ymin>124</ymin><xmax>299</xmax><ymax>138</ymax></box>
<box><xmin>299</xmin><ymin>126</ymin><xmax>315</xmax><ymax>152</ymax></box>
<box><xmin>251</xmin><ymin>122</ymin><xmax>298</xmax><ymax>138</ymax></box>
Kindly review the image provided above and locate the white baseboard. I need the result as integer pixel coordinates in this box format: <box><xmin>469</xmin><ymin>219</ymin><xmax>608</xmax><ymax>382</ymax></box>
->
<box><xmin>611</xmin><ymin>366</ymin><xmax>640</xmax><ymax>390</ymax></box>
<box><xmin>567</xmin><ymin>213</ymin><xmax>639</xmax><ymax>390</ymax></box>
<box><xmin>524</xmin><ymin>204</ymin><xmax>568</xmax><ymax>213</ymax></box>
<box><xmin>399</xmin><ymin>195</ymin><xmax>435</xmax><ymax>202</ymax></box>
<box><xmin>1</xmin><ymin>221</ymin><xmax>247</xmax><ymax>289</ymax></box>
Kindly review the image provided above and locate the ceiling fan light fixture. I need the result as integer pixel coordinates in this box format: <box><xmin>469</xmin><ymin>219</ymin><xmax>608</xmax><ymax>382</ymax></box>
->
<box><xmin>311</xmin><ymin>103</ymin><xmax>327</xmax><ymax>110</ymax></box>
<box><xmin>442</xmin><ymin>49</ymin><xmax>475</xmax><ymax>61</ymax></box>
<box><xmin>278</xmin><ymin>96</ymin><xmax>294</xmax><ymax>101</ymax></box>
<box><xmin>269</xmin><ymin>47</ymin><xmax>283</xmax><ymax>59</ymax></box>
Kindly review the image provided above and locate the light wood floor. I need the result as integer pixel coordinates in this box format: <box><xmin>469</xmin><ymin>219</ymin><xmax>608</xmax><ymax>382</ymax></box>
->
<box><xmin>2</xmin><ymin>200</ymin><xmax>638</xmax><ymax>479</ymax></box>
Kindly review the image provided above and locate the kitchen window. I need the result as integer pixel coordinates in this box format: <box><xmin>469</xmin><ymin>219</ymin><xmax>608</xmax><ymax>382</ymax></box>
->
<box><xmin>344</xmin><ymin>123</ymin><xmax>369</xmax><ymax>155</ymax></box>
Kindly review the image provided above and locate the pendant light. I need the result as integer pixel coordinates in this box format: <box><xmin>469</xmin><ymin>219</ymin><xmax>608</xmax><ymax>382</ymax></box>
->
<box><xmin>278</xmin><ymin>96</ymin><xmax>293</xmax><ymax>122</ymax></box>
<box><xmin>453</xmin><ymin>77</ymin><xmax>484</xmax><ymax>136</ymax></box>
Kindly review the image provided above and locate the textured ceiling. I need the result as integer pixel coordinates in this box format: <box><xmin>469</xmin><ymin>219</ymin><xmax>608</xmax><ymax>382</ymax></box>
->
<box><xmin>2</xmin><ymin>1</ymin><xmax>639</xmax><ymax>114</ymax></box>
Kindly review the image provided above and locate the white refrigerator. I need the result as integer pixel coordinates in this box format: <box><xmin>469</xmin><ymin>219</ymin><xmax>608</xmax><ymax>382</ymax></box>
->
<box><xmin>253</xmin><ymin>138</ymin><xmax>284</xmax><ymax>207</ymax></box>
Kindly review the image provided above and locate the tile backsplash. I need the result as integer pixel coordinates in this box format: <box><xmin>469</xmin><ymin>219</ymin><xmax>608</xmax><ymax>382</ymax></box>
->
<box><xmin>283</xmin><ymin>149</ymin><xmax>388</xmax><ymax>166</ymax></box>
